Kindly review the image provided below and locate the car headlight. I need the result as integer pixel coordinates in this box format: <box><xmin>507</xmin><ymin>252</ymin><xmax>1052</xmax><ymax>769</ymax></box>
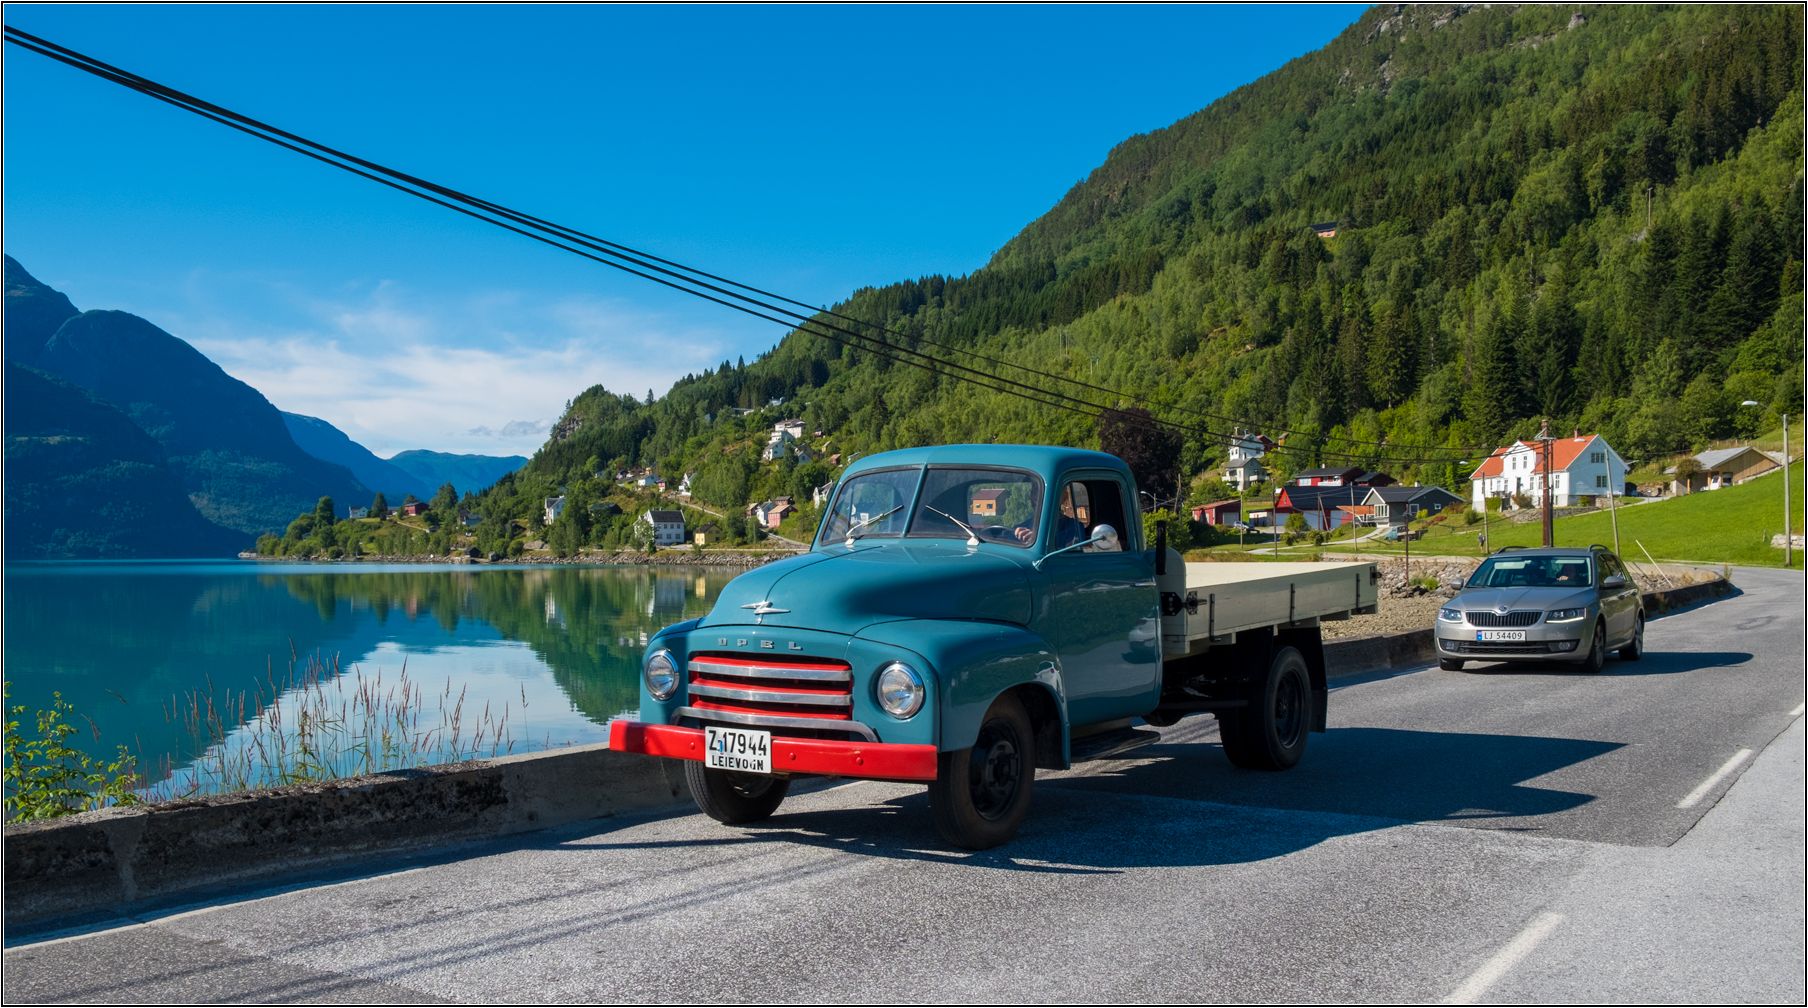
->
<box><xmin>875</xmin><ymin>662</ymin><xmax>925</xmax><ymax>719</ymax></box>
<box><xmin>643</xmin><ymin>649</ymin><xmax>679</xmax><ymax>700</ymax></box>
<box><xmin>1438</xmin><ymin>607</ymin><xmax>1463</xmax><ymax>623</ymax></box>
<box><xmin>1546</xmin><ymin>607</ymin><xmax>1588</xmax><ymax>622</ymax></box>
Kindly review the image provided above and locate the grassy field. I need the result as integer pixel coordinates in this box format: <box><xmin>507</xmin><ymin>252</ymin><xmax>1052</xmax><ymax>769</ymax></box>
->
<box><xmin>1331</xmin><ymin>466</ymin><xmax>1804</xmax><ymax>569</ymax></box>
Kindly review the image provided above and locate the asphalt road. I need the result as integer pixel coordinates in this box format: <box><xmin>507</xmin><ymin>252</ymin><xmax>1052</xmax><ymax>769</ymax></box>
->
<box><xmin>6</xmin><ymin>569</ymin><xmax>1802</xmax><ymax>1004</ymax></box>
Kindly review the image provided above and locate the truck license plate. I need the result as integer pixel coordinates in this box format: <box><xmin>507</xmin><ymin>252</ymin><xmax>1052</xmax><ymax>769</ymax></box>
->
<box><xmin>1477</xmin><ymin>630</ymin><xmax>1526</xmax><ymax>641</ymax></box>
<box><xmin>704</xmin><ymin>726</ymin><xmax>772</xmax><ymax>774</ymax></box>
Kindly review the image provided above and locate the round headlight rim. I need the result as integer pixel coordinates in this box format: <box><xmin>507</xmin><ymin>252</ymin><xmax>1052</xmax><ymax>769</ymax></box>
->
<box><xmin>644</xmin><ymin>648</ymin><xmax>680</xmax><ymax>701</ymax></box>
<box><xmin>874</xmin><ymin>660</ymin><xmax>925</xmax><ymax>719</ymax></box>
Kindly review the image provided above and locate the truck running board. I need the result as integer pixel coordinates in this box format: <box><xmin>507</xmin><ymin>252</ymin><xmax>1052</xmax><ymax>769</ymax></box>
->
<box><xmin>1068</xmin><ymin>725</ymin><xmax>1164</xmax><ymax>763</ymax></box>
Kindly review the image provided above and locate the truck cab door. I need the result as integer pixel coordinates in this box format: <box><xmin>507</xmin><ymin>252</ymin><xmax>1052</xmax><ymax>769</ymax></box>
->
<box><xmin>1036</xmin><ymin>474</ymin><xmax>1161</xmax><ymax>726</ymax></box>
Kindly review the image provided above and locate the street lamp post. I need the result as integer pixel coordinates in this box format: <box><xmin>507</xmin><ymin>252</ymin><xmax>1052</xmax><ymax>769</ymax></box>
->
<box><xmin>1741</xmin><ymin>401</ymin><xmax>1791</xmax><ymax>567</ymax></box>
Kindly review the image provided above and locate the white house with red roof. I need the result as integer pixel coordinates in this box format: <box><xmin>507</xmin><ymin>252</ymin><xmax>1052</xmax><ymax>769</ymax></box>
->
<box><xmin>1469</xmin><ymin>433</ymin><xmax>1627</xmax><ymax>510</ymax></box>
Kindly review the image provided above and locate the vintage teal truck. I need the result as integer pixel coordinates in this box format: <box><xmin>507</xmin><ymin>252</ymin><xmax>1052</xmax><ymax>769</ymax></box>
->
<box><xmin>609</xmin><ymin>444</ymin><xmax>1379</xmax><ymax>848</ymax></box>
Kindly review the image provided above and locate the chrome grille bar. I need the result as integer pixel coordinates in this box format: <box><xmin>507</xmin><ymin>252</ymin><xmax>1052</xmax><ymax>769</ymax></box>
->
<box><xmin>689</xmin><ymin>658</ymin><xmax>851</xmax><ymax>683</ymax></box>
<box><xmin>688</xmin><ymin>683</ymin><xmax>852</xmax><ymax>707</ymax></box>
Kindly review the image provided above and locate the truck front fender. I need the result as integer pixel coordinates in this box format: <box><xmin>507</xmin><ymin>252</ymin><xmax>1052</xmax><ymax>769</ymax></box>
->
<box><xmin>853</xmin><ymin>619</ymin><xmax>1071</xmax><ymax>767</ymax></box>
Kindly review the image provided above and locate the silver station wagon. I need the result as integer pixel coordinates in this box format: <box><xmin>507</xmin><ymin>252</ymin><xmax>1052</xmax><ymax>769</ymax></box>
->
<box><xmin>1435</xmin><ymin>546</ymin><xmax>1646</xmax><ymax>673</ymax></box>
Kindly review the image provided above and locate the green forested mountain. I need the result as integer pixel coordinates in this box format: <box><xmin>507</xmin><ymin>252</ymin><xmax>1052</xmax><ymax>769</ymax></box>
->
<box><xmin>5</xmin><ymin>362</ymin><xmax>246</xmax><ymax>558</ymax></box>
<box><xmin>475</xmin><ymin>5</ymin><xmax>1803</xmax><ymax>547</ymax></box>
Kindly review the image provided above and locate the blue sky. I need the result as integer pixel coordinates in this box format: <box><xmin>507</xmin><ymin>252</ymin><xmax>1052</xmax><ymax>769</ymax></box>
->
<box><xmin>4</xmin><ymin>5</ymin><xmax>1364</xmax><ymax>456</ymax></box>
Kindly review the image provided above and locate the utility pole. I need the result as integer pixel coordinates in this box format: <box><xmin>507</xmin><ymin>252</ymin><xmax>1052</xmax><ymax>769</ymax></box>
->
<box><xmin>1604</xmin><ymin>453</ymin><xmax>1621</xmax><ymax>558</ymax></box>
<box><xmin>1537</xmin><ymin>419</ymin><xmax>1555</xmax><ymax>547</ymax></box>
<box><xmin>1786</xmin><ymin>413</ymin><xmax>1794</xmax><ymax>568</ymax></box>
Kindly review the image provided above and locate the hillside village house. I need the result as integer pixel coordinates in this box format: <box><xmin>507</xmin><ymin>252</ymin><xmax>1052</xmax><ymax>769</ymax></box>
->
<box><xmin>1469</xmin><ymin>434</ymin><xmax>1627</xmax><ymax>510</ymax></box>
<box><xmin>1667</xmin><ymin>446</ymin><xmax>1780</xmax><ymax>495</ymax></box>
<box><xmin>1362</xmin><ymin>485</ymin><xmax>1464</xmax><ymax>528</ymax></box>
<box><xmin>544</xmin><ymin>496</ymin><xmax>566</xmax><ymax>525</ymax></box>
<box><xmin>1222</xmin><ymin>428</ymin><xmax>1274</xmax><ymax>491</ymax></box>
<box><xmin>642</xmin><ymin>509</ymin><xmax>686</xmax><ymax>547</ymax></box>
<box><xmin>1269</xmin><ymin>470</ymin><xmax>1398</xmax><ymax>530</ymax></box>
<box><xmin>400</xmin><ymin>501</ymin><xmax>430</xmax><ymax>517</ymax></box>
<box><xmin>1191</xmin><ymin>499</ymin><xmax>1243</xmax><ymax>525</ymax></box>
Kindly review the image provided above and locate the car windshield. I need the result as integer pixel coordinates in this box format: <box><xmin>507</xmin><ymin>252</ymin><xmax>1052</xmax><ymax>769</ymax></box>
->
<box><xmin>908</xmin><ymin>468</ymin><xmax>1042</xmax><ymax>548</ymax></box>
<box><xmin>1468</xmin><ymin>554</ymin><xmax>1594</xmax><ymax>589</ymax></box>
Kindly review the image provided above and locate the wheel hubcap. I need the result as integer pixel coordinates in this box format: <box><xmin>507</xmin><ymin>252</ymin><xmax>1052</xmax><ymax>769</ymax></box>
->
<box><xmin>1274</xmin><ymin>673</ymin><xmax>1305</xmax><ymax>747</ymax></box>
<box><xmin>969</xmin><ymin>722</ymin><xmax>1022</xmax><ymax>820</ymax></box>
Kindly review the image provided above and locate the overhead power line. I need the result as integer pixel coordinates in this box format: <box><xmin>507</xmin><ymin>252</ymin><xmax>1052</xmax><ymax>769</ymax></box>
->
<box><xmin>5</xmin><ymin>26</ymin><xmax>1488</xmax><ymax>468</ymax></box>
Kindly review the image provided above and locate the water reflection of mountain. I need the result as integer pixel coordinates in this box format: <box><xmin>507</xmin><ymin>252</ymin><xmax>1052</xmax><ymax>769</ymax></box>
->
<box><xmin>3</xmin><ymin>563</ymin><xmax>733</xmax><ymax>780</ymax></box>
<box><xmin>275</xmin><ymin>566</ymin><xmax>732</xmax><ymax>723</ymax></box>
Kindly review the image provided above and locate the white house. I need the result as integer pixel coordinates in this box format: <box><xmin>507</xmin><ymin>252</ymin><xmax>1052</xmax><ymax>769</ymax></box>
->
<box><xmin>544</xmin><ymin>496</ymin><xmax>566</xmax><ymax>525</ymax></box>
<box><xmin>642</xmin><ymin>509</ymin><xmax>686</xmax><ymax>546</ymax></box>
<box><xmin>1469</xmin><ymin>434</ymin><xmax>1627</xmax><ymax>510</ymax></box>
<box><xmin>762</xmin><ymin>428</ymin><xmax>795</xmax><ymax>462</ymax></box>
<box><xmin>1224</xmin><ymin>457</ymin><xmax>1268</xmax><ymax>492</ymax></box>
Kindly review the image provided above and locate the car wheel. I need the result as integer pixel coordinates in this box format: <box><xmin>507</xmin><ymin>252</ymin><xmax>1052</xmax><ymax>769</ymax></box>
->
<box><xmin>1582</xmin><ymin>619</ymin><xmax>1607</xmax><ymax>674</ymax></box>
<box><xmin>1219</xmin><ymin>646</ymin><xmax>1311</xmax><ymax>770</ymax></box>
<box><xmin>1619</xmin><ymin>612</ymin><xmax>1645</xmax><ymax>661</ymax></box>
<box><xmin>685</xmin><ymin>762</ymin><xmax>790</xmax><ymax>824</ymax></box>
<box><xmin>929</xmin><ymin>693</ymin><xmax>1035</xmax><ymax>850</ymax></box>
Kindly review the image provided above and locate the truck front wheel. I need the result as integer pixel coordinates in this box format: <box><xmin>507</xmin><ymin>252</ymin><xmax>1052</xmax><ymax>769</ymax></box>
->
<box><xmin>1218</xmin><ymin>645</ymin><xmax>1310</xmax><ymax>771</ymax></box>
<box><xmin>685</xmin><ymin>762</ymin><xmax>790</xmax><ymax>824</ymax></box>
<box><xmin>929</xmin><ymin>693</ymin><xmax>1035</xmax><ymax>850</ymax></box>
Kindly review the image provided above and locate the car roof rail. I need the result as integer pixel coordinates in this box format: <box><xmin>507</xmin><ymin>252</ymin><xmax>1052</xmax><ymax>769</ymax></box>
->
<box><xmin>1492</xmin><ymin>545</ymin><xmax>1525</xmax><ymax>553</ymax></box>
<box><xmin>1588</xmin><ymin>543</ymin><xmax>1614</xmax><ymax>552</ymax></box>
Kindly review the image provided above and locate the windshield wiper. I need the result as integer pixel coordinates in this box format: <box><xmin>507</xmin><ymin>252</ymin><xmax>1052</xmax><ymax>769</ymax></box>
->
<box><xmin>844</xmin><ymin>505</ymin><xmax>904</xmax><ymax>547</ymax></box>
<box><xmin>924</xmin><ymin>506</ymin><xmax>981</xmax><ymax>547</ymax></box>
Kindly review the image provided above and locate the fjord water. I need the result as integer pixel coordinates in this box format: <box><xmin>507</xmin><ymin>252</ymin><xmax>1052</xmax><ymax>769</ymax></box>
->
<box><xmin>3</xmin><ymin>561</ymin><xmax>735</xmax><ymax>793</ymax></box>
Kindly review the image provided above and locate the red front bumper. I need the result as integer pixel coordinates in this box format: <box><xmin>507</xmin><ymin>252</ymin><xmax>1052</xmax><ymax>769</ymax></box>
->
<box><xmin>608</xmin><ymin>720</ymin><xmax>939</xmax><ymax>782</ymax></box>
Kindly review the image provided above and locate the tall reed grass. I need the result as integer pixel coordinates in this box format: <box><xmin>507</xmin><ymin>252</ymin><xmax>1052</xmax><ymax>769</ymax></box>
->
<box><xmin>151</xmin><ymin>651</ymin><xmax>515</xmax><ymax>800</ymax></box>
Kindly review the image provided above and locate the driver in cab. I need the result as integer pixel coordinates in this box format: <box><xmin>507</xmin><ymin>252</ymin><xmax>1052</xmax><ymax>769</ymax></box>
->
<box><xmin>1015</xmin><ymin>486</ymin><xmax>1087</xmax><ymax>548</ymax></box>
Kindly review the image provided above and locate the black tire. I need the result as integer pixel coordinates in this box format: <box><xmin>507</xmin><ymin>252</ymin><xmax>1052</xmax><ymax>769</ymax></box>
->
<box><xmin>1439</xmin><ymin>657</ymin><xmax>1465</xmax><ymax>671</ymax></box>
<box><xmin>1619</xmin><ymin>612</ymin><xmax>1645</xmax><ymax>661</ymax></box>
<box><xmin>1219</xmin><ymin>645</ymin><xmax>1311</xmax><ymax>770</ymax></box>
<box><xmin>685</xmin><ymin>761</ymin><xmax>790</xmax><ymax>825</ymax></box>
<box><xmin>929</xmin><ymin>693</ymin><xmax>1035</xmax><ymax>850</ymax></box>
<box><xmin>1581</xmin><ymin>620</ymin><xmax>1607</xmax><ymax>674</ymax></box>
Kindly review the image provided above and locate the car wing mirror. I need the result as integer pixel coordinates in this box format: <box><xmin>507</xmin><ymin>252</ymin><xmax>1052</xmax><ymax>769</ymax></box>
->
<box><xmin>1034</xmin><ymin>524</ymin><xmax>1117</xmax><ymax>570</ymax></box>
<box><xmin>1602</xmin><ymin>574</ymin><xmax>1628</xmax><ymax>589</ymax></box>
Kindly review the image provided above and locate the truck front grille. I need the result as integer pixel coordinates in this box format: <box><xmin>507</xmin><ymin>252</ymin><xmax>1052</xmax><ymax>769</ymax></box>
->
<box><xmin>680</xmin><ymin>654</ymin><xmax>873</xmax><ymax>741</ymax></box>
<box><xmin>1465</xmin><ymin>610</ymin><xmax>1542</xmax><ymax>627</ymax></box>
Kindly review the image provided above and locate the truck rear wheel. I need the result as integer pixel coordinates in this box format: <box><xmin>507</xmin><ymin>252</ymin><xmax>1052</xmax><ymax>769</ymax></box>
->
<box><xmin>929</xmin><ymin>693</ymin><xmax>1034</xmax><ymax>850</ymax></box>
<box><xmin>685</xmin><ymin>762</ymin><xmax>790</xmax><ymax>824</ymax></box>
<box><xmin>1218</xmin><ymin>645</ymin><xmax>1310</xmax><ymax>771</ymax></box>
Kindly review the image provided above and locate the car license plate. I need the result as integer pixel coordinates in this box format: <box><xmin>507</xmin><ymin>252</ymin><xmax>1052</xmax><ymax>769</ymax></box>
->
<box><xmin>704</xmin><ymin>726</ymin><xmax>772</xmax><ymax>774</ymax></box>
<box><xmin>1477</xmin><ymin>630</ymin><xmax>1526</xmax><ymax>641</ymax></box>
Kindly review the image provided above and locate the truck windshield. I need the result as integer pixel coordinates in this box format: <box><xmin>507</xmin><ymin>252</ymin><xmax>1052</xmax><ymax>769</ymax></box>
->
<box><xmin>908</xmin><ymin>468</ymin><xmax>1042</xmax><ymax>548</ymax></box>
<box><xmin>819</xmin><ymin>468</ymin><xmax>921</xmax><ymax>543</ymax></box>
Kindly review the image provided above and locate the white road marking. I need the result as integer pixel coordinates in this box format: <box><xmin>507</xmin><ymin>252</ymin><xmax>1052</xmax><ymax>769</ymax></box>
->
<box><xmin>1442</xmin><ymin>911</ymin><xmax>1565</xmax><ymax>1004</ymax></box>
<box><xmin>1676</xmin><ymin>749</ymin><xmax>1755</xmax><ymax>809</ymax></box>
<box><xmin>1789</xmin><ymin>703</ymin><xmax>1804</xmax><ymax>719</ymax></box>
<box><xmin>6</xmin><ymin>865</ymin><xmax>433</xmax><ymax>950</ymax></box>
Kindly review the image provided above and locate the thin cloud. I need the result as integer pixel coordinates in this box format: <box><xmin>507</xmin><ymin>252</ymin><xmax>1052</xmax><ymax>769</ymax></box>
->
<box><xmin>185</xmin><ymin>284</ymin><xmax>728</xmax><ymax>456</ymax></box>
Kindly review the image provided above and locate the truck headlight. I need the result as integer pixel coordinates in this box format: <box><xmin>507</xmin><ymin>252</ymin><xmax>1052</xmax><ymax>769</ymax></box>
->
<box><xmin>1438</xmin><ymin>607</ymin><xmax>1463</xmax><ymax>623</ymax></box>
<box><xmin>644</xmin><ymin>649</ymin><xmax>680</xmax><ymax>700</ymax></box>
<box><xmin>1546</xmin><ymin>607</ymin><xmax>1588</xmax><ymax>623</ymax></box>
<box><xmin>875</xmin><ymin>662</ymin><xmax>925</xmax><ymax>719</ymax></box>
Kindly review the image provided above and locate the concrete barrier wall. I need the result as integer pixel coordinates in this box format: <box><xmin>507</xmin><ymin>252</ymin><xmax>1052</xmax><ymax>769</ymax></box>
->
<box><xmin>4</xmin><ymin>744</ymin><xmax>693</xmax><ymax>930</ymax></box>
<box><xmin>4</xmin><ymin>574</ymin><xmax>1737</xmax><ymax>932</ymax></box>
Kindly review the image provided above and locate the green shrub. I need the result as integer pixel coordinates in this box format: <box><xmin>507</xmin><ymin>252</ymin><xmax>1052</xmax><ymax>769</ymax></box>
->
<box><xmin>4</xmin><ymin>683</ymin><xmax>140</xmax><ymax>822</ymax></box>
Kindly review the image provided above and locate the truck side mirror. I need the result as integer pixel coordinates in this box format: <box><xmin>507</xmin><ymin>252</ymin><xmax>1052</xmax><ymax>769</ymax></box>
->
<box><xmin>1033</xmin><ymin>524</ymin><xmax>1118</xmax><ymax>570</ymax></box>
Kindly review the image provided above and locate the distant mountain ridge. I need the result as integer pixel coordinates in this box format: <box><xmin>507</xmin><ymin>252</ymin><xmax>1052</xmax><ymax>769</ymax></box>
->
<box><xmin>4</xmin><ymin>255</ymin><xmax>370</xmax><ymax>544</ymax></box>
<box><xmin>282</xmin><ymin>412</ymin><xmax>526</xmax><ymax>502</ymax></box>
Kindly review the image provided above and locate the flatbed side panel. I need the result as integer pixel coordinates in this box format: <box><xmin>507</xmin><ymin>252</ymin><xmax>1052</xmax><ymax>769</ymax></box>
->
<box><xmin>1175</xmin><ymin>562</ymin><xmax>1376</xmax><ymax>649</ymax></box>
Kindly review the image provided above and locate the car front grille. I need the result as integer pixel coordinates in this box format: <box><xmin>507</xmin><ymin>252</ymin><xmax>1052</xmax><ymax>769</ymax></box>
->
<box><xmin>1448</xmin><ymin>641</ymin><xmax>1563</xmax><ymax>655</ymax></box>
<box><xmin>678</xmin><ymin>654</ymin><xmax>873</xmax><ymax>741</ymax></box>
<box><xmin>1465</xmin><ymin>610</ymin><xmax>1543</xmax><ymax>628</ymax></box>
